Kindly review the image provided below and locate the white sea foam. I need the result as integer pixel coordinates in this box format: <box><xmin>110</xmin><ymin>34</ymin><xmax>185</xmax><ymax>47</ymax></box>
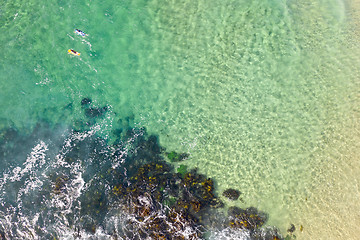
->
<box><xmin>0</xmin><ymin>131</ymin><xmax>90</xmax><ymax>239</ymax></box>
<box><xmin>9</xmin><ymin>141</ymin><xmax>48</xmax><ymax>182</ymax></box>
<box><xmin>207</xmin><ymin>227</ymin><xmax>251</xmax><ymax>240</ymax></box>
<box><xmin>0</xmin><ymin>141</ymin><xmax>49</xmax><ymax>205</ymax></box>
<box><xmin>56</xmin><ymin>130</ymin><xmax>97</xmax><ymax>167</ymax></box>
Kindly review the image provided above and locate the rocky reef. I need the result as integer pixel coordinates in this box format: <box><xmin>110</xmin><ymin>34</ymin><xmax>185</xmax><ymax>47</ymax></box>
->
<box><xmin>63</xmin><ymin>99</ymin><xmax>283</xmax><ymax>239</ymax></box>
<box><xmin>223</xmin><ymin>188</ymin><xmax>242</xmax><ymax>201</ymax></box>
<box><xmin>0</xmin><ymin>99</ymin><xmax>298</xmax><ymax>240</ymax></box>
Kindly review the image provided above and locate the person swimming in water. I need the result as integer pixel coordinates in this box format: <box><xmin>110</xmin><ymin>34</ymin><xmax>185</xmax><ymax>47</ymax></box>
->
<box><xmin>68</xmin><ymin>49</ymin><xmax>80</xmax><ymax>56</ymax></box>
<box><xmin>74</xmin><ymin>29</ymin><xmax>87</xmax><ymax>37</ymax></box>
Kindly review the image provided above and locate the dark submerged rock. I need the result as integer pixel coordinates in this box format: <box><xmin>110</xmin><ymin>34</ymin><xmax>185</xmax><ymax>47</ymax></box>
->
<box><xmin>80</xmin><ymin>97</ymin><xmax>109</xmax><ymax>118</ymax></box>
<box><xmin>85</xmin><ymin>106</ymin><xmax>108</xmax><ymax>118</ymax></box>
<box><xmin>228</xmin><ymin>206</ymin><xmax>268</xmax><ymax>231</ymax></box>
<box><xmin>81</xmin><ymin>97</ymin><xmax>92</xmax><ymax>106</ymax></box>
<box><xmin>223</xmin><ymin>188</ymin><xmax>241</xmax><ymax>200</ymax></box>
<box><xmin>287</xmin><ymin>223</ymin><xmax>295</xmax><ymax>233</ymax></box>
<box><xmin>0</xmin><ymin>127</ymin><xmax>18</xmax><ymax>142</ymax></box>
<box><xmin>53</xmin><ymin>175</ymin><xmax>69</xmax><ymax>194</ymax></box>
<box><xmin>64</xmin><ymin>102</ymin><xmax>73</xmax><ymax>110</ymax></box>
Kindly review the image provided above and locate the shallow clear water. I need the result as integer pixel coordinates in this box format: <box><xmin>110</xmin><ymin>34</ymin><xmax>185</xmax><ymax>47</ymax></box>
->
<box><xmin>1</xmin><ymin>0</ymin><xmax>360</xmax><ymax>239</ymax></box>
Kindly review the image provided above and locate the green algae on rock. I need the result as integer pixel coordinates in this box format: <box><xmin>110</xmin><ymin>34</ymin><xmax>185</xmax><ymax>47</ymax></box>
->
<box><xmin>177</xmin><ymin>164</ymin><xmax>188</xmax><ymax>177</ymax></box>
<box><xmin>166</xmin><ymin>150</ymin><xmax>190</xmax><ymax>162</ymax></box>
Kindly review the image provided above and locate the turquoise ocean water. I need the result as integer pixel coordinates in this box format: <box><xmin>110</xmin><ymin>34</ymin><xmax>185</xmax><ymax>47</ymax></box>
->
<box><xmin>1</xmin><ymin>0</ymin><xmax>360</xmax><ymax>239</ymax></box>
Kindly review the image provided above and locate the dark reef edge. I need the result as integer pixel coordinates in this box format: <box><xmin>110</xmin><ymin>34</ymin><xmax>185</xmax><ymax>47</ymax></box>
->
<box><xmin>0</xmin><ymin>98</ymin><xmax>301</xmax><ymax>240</ymax></box>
